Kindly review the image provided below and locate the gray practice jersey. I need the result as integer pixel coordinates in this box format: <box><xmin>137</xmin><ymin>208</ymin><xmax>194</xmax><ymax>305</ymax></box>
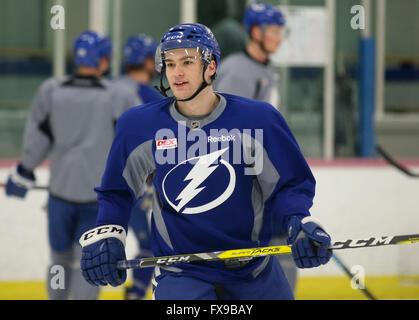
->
<box><xmin>20</xmin><ymin>75</ymin><xmax>140</xmax><ymax>203</ymax></box>
<box><xmin>214</xmin><ymin>51</ymin><xmax>279</xmax><ymax>107</ymax></box>
<box><xmin>113</xmin><ymin>76</ymin><xmax>143</xmax><ymax>103</ymax></box>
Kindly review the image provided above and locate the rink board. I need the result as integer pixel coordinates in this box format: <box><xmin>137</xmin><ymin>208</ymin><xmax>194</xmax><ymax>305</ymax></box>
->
<box><xmin>1</xmin><ymin>159</ymin><xmax>419</xmax><ymax>299</ymax></box>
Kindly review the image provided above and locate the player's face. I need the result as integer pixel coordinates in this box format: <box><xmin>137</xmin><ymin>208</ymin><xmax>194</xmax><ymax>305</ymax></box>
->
<box><xmin>164</xmin><ymin>48</ymin><xmax>205</xmax><ymax>100</ymax></box>
<box><xmin>262</xmin><ymin>25</ymin><xmax>284</xmax><ymax>53</ymax></box>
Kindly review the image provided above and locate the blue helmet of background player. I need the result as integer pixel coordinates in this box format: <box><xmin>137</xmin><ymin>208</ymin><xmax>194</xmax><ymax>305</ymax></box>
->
<box><xmin>155</xmin><ymin>23</ymin><xmax>221</xmax><ymax>74</ymax></box>
<box><xmin>73</xmin><ymin>31</ymin><xmax>112</xmax><ymax>68</ymax></box>
<box><xmin>243</xmin><ymin>3</ymin><xmax>286</xmax><ymax>33</ymax></box>
<box><xmin>123</xmin><ymin>34</ymin><xmax>158</xmax><ymax>67</ymax></box>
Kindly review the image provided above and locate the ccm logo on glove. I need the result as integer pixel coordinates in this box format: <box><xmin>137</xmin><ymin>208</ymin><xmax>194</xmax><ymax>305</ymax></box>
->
<box><xmin>79</xmin><ymin>225</ymin><xmax>126</xmax><ymax>247</ymax></box>
<box><xmin>315</xmin><ymin>230</ymin><xmax>329</xmax><ymax>238</ymax></box>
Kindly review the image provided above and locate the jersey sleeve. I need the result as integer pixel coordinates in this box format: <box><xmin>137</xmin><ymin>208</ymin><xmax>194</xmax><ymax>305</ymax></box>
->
<box><xmin>248</xmin><ymin>105</ymin><xmax>316</xmax><ymax>234</ymax></box>
<box><xmin>110</xmin><ymin>85</ymin><xmax>141</xmax><ymax>120</ymax></box>
<box><xmin>138</xmin><ymin>83</ymin><xmax>164</xmax><ymax>104</ymax></box>
<box><xmin>215</xmin><ymin>71</ymin><xmax>256</xmax><ymax>100</ymax></box>
<box><xmin>95</xmin><ymin>110</ymin><xmax>155</xmax><ymax>231</ymax></box>
<box><xmin>20</xmin><ymin>80</ymin><xmax>54</xmax><ymax>171</ymax></box>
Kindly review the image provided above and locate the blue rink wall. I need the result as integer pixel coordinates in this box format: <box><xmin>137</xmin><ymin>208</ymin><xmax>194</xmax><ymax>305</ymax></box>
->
<box><xmin>1</xmin><ymin>160</ymin><xmax>419</xmax><ymax>299</ymax></box>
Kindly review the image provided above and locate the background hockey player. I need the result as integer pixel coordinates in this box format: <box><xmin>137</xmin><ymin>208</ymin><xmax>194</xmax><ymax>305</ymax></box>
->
<box><xmin>4</xmin><ymin>31</ymin><xmax>139</xmax><ymax>300</ymax></box>
<box><xmin>213</xmin><ymin>3</ymin><xmax>298</xmax><ymax>293</ymax></box>
<box><xmin>79</xmin><ymin>23</ymin><xmax>333</xmax><ymax>300</ymax></box>
<box><xmin>117</xmin><ymin>34</ymin><xmax>163</xmax><ymax>105</ymax></box>
<box><xmin>115</xmin><ymin>34</ymin><xmax>163</xmax><ymax>299</ymax></box>
<box><xmin>214</xmin><ymin>2</ymin><xmax>284</xmax><ymax>107</ymax></box>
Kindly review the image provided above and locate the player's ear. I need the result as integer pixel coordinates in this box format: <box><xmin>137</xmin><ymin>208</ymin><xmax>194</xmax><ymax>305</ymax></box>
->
<box><xmin>206</xmin><ymin>60</ymin><xmax>216</xmax><ymax>81</ymax></box>
<box><xmin>98</xmin><ymin>56</ymin><xmax>110</xmax><ymax>75</ymax></box>
<box><xmin>250</xmin><ymin>25</ymin><xmax>263</xmax><ymax>41</ymax></box>
<box><xmin>208</xmin><ymin>60</ymin><xmax>216</xmax><ymax>76</ymax></box>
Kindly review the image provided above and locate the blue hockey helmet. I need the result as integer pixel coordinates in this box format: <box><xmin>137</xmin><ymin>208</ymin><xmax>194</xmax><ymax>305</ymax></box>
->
<box><xmin>243</xmin><ymin>3</ymin><xmax>285</xmax><ymax>33</ymax></box>
<box><xmin>73</xmin><ymin>31</ymin><xmax>112</xmax><ymax>68</ymax></box>
<box><xmin>123</xmin><ymin>34</ymin><xmax>158</xmax><ymax>66</ymax></box>
<box><xmin>155</xmin><ymin>23</ymin><xmax>221</xmax><ymax>73</ymax></box>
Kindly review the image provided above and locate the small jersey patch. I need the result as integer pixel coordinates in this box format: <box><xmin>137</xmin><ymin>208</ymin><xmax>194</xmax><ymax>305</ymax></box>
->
<box><xmin>156</xmin><ymin>138</ymin><xmax>178</xmax><ymax>150</ymax></box>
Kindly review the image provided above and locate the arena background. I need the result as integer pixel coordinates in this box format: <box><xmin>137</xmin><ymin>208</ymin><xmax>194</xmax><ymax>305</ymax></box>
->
<box><xmin>1</xmin><ymin>0</ymin><xmax>418</xmax><ymax>300</ymax></box>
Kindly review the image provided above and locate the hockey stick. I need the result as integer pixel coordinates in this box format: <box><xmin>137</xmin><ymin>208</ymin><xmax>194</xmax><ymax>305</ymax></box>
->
<box><xmin>0</xmin><ymin>183</ymin><xmax>48</xmax><ymax>190</ymax></box>
<box><xmin>117</xmin><ymin>233</ymin><xmax>419</xmax><ymax>270</ymax></box>
<box><xmin>376</xmin><ymin>145</ymin><xmax>419</xmax><ymax>178</ymax></box>
<box><xmin>332</xmin><ymin>254</ymin><xmax>377</xmax><ymax>300</ymax></box>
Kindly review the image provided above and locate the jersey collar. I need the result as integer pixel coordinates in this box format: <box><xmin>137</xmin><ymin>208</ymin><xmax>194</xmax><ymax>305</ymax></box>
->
<box><xmin>243</xmin><ymin>49</ymin><xmax>270</xmax><ymax>66</ymax></box>
<box><xmin>169</xmin><ymin>94</ymin><xmax>226</xmax><ymax>130</ymax></box>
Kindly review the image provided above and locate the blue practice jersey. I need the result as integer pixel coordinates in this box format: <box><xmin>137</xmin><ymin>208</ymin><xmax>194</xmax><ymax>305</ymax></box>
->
<box><xmin>114</xmin><ymin>76</ymin><xmax>163</xmax><ymax>106</ymax></box>
<box><xmin>95</xmin><ymin>93</ymin><xmax>315</xmax><ymax>283</ymax></box>
<box><xmin>138</xmin><ymin>83</ymin><xmax>164</xmax><ymax>104</ymax></box>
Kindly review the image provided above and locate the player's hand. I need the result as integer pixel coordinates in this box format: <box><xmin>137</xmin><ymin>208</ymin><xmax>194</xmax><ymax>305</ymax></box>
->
<box><xmin>286</xmin><ymin>216</ymin><xmax>333</xmax><ymax>268</ymax></box>
<box><xmin>79</xmin><ymin>225</ymin><xmax>127</xmax><ymax>287</ymax></box>
<box><xmin>5</xmin><ymin>164</ymin><xmax>35</xmax><ymax>198</ymax></box>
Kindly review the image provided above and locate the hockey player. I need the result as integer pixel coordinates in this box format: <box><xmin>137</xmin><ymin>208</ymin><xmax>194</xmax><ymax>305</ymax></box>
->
<box><xmin>117</xmin><ymin>34</ymin><xmax>163</xmax><ymax>104</ymax></box>
<box><xmin>214</xmin><ymin>2</ymin><xmax>285</xmax><ymax>106</ymax></box>
<box><xmin>116</xmin><ymin>34</ymin><xmax>163</xmax><ymax>300</ymax></box>
<box><xmin>5</xmin><ymin>31</ymin><xmax>139</xmax><ymax>300</ymax></box>
<box><xmin>213</xmin><ymin>3</ymin><xmax>298</xmax><ymax>293</ymax></box>
<box><xmin>79</xmin><ymin>23</ymin><xmax>333</xmax><ymax>300</ymax></box>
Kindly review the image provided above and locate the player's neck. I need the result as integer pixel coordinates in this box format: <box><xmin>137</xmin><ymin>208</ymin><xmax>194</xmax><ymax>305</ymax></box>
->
<box><xmin>77</xmin><ymin>67</ymin><xmax>102</xmax><ymax>78</ymax></box>
<box><xmin>76</xmin><ymin>67</ymin><xmax>102</xmax><ymax>78</ymax></box>
<box><xmin>176</xmin><ymin>87</ymin><xmax>219</xmax><ymax>117</ymax></box>
<box><xmin>246</xmin><ymin>41</ymin><xmax>269</xmax><ymax>64</ymax></box>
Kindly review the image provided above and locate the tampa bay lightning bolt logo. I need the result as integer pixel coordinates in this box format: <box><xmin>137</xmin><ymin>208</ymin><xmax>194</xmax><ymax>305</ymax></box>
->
<box><xmin>162</xmin><ymin>148</ymin><xmax>236</xmax><ymax>214</ymax></box>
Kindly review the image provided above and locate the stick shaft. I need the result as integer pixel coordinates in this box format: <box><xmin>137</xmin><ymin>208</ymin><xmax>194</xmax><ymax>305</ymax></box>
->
<box><xmin>0</xmin><ymin>183</ymin><xmax>48</xmax><ymax>190</ymax></box>
<box><xmin>377</xmin><ymin>145</ymin><xmax>419</xmax><ymax>178</ymax></box>
<box><xmin>332</xmin><ymin>254</ymin><xmax>377</xmax><ymax>300</ymax></box>
<box><xmin>117</xmin><ymin>233</ymin><xmax>419</xmax><ymax>270</ymax></box>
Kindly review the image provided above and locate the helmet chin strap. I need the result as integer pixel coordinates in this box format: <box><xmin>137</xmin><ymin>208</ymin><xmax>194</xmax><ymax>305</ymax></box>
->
<box><xmin>251</xmin><ymin>27</ymin><xmax>270</xmax><ymax>63</ymax></box>
<box><xmin>176</xmin><ymin>63</ymin><xmax>212</xmax><ymax>102</ymax></box>
<box><xmin>155</xmin><ymin>71</ymin><xmax>171</xmax><ymax>97</ymax></box>
<box><xmin>256</xmin><ymin>39</ymin><xmax>270</xmax><ymax>57</ymax></box>
<box><xmin>156</xmin><ymin>64</ymin><xmax>213</xmax><ymax>102</ymax></box>
<box><xmin>176</xmin><ymin>81</ymin><xmax>209</xmax><ymax>102</ymax></box>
